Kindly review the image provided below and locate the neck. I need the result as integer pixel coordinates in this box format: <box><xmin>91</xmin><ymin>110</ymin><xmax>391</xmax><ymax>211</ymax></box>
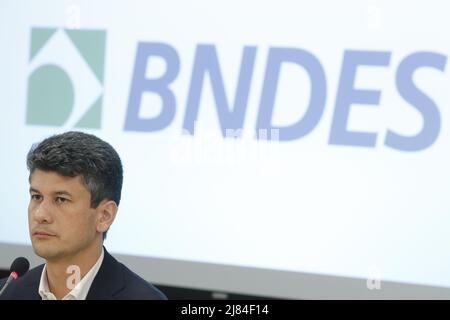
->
<box><xmin>45</xmin><ymin>240</ymin><xmax>102</xmax><ymax>299</ymax></box>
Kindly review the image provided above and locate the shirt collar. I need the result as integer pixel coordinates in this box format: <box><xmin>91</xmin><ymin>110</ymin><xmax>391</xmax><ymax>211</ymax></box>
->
<box><xmin>38</xmin><ymin>247</ymin><xmax>105</xmax><ymax>300</ymax></box>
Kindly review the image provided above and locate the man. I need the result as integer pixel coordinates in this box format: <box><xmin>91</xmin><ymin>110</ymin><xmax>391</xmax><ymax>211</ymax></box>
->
<box><xmin>0</xmin><ymin>131</ymin><xmax>166</xmax><ymax>300</ymax></box>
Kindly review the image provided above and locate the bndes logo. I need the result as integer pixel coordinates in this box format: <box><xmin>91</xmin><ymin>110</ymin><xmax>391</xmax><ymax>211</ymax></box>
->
<box><xmin>26</xmin><ymin>28</ymin><xmax>106</xmax><ymax>129</ymax></box>
<box><xmin>25</xmin><ymin>27</ymin><xmax>447</xmax><ymax>152</ymax></box>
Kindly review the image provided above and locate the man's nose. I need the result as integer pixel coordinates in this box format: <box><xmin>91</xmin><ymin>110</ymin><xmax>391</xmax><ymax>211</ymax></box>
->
<box><xmin>32</xmin><ymin>200</ymin><xmax>53</xmax><ymax>224</ymax></box>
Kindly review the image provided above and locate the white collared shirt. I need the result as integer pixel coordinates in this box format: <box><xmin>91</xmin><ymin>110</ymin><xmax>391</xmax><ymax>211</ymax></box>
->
<box><xmin>38</xmin><ymin>248</ymin><xmax>104</xmax><ymax>300</ymax></box>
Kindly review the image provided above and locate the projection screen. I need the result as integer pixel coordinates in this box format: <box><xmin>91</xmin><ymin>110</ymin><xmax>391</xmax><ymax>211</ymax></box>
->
<box><xmin>1</xmin><ymin>0</ymin><xmax>450</xmax><ymax>299</ymax></box>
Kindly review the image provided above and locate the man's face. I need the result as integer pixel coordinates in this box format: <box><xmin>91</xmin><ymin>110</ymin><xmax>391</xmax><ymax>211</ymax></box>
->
<box><xmin>28</xmin><ymin>169</ymin><xmax>100</xmax><ymax>261</ymax></box>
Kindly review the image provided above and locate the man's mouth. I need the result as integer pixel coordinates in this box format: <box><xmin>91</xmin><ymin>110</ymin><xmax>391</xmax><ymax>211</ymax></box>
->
<box><xmin>33</xmin><ymin>230</ymin><xmax>56</xmax><ymax>238</ymax></box>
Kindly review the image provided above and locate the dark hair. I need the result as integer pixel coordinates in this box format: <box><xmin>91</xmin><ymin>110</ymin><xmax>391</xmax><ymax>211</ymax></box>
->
<box><xmin>26</xmin><ymin>131</ymin><xmax>123</xmax><ymax>240</ymax></box>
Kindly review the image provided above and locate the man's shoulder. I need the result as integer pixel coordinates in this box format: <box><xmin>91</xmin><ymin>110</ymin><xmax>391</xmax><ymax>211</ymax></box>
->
<box><xmin>88</xmin><ymin>248</ymin><xmax>167</xmax><ymax>300</ymax></box>
<box><xmin>115</xmin><ymin>262</ymin><xmax>167</xmax><ymax>300</ymax></box>
<box><xmin>0</xmin><ymin>264</ymin><xmax>44</xmax><ymax>300</ymax></box>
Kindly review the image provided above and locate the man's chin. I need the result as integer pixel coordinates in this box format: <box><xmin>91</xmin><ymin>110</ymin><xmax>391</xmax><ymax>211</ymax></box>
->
<box><xmin>31</xmin><ymin>242</ymin><xmax>62</xmax><ymax>260</ymax></box>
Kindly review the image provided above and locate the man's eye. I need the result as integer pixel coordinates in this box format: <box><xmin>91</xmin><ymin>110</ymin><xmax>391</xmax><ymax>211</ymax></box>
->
<box><xmin>55</xmin><ymin>197</ymin><xmax>68</xmax><ymax>204</ymax></box>
<box><xmin>31</xmin><ymin>194</ymin><xmax>42</xmax><ymax>201</ymax></box>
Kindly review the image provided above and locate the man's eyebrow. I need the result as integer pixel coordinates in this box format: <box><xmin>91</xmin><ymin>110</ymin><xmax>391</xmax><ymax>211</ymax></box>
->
<box><xmin>29</xmin><ymin>187</ymin><xmax>40</xmax><ymax>194</ymax></box>
<box><xmin>54</xmin><ymin>190</ymin><xmax>73</xmax><ymax>197</ymax></box>
<box><xmin>29</xmin><ymin>188</ymin><xmax>72</xmax><ymax>197</ymax></box>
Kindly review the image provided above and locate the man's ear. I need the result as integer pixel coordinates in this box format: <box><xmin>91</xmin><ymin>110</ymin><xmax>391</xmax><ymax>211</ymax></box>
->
<box><xmin>96</xmin><ymin>200</ymin><xmax>118</xmax><ymax>234</ymax></box>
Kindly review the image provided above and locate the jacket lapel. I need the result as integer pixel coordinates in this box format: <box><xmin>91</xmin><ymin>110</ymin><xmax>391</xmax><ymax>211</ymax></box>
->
<box><xmin>85</xmin><ymin>248</ymin><xmax>125</xmax><ymax>300</ymax></box>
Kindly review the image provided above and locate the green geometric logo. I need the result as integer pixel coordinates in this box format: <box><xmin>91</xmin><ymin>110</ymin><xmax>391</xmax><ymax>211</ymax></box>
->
<box><xmin>26</xmin><ymin>28</ymin><xmax>106</xmax><ymax>128</ymax></box>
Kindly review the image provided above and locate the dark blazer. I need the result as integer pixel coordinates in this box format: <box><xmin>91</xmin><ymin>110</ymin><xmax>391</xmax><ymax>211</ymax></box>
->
<box><xmin>0</xmin><ymin>248</ymin><xmax>167</xmax><ymax>300</ymax></box>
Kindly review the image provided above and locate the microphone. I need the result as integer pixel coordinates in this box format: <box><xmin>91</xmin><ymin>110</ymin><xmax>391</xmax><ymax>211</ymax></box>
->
<box><xmin>0</xmin><ymin>257</ymin><xmax>30</xmax><ymax>296</ymax></box>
